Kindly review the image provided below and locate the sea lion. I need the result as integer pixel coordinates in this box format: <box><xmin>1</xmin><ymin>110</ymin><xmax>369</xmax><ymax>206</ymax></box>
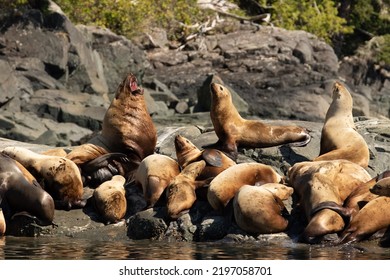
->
<box><xmin>90</xmin><ymin>73</ymin><xmax>157</xmax><ymax>174</ymax></box>
<box><xmin>287</xmin><ymin>159</ymin><xmax>372</xmax><ymax>243</ymax></box>
<box><xmin>233</xmin><ymin>184</ymin><xmax>292</xmax><ymax>234</ymax></box>
<box><xmin>260</xmin><ymin>182</ymin><xmax>294</xmax><ymax>200</ymax></box>
<box><xmin>0</xmin><ymin>153</ymin><xmax>55</xmax><ymax>226</ymax></box>
<box><xmin>2</xmin><ymin>146</ymin><xmax>85</xmax><ymax>210</ymax></box>
<box><xmin>207</xmin><ymin>162</ymin><xmax>283</xmax><ymax>211</ymax></box>
<box><xmin>0</xmin><ymin>209</ymin><xmax>5</xmax><ymax>235</ymax></box>
<box><xmin>313</xmin><ymin>81</ymin><xmax>370</xmax><ymax>168</ymax></box>
<box><xmin>78</xmin><ymin>152</ymin><xmax>134</xmax><ymax>188</ymax></box>
<box><xmin>41</xmin><ymin>148</ymin><xmax>68</xmax><ymax>157</ymax></box>
<box><xmin>93</xmin><ymin>175</ymin><xmax>127</xmax><ymax>224</ymax></box>
<box><xmin>370</xmin><ymin>175</ymin><xmax>390</xmax><ymax>197</ymax></box>
<box><xmin>166</xmin><ymin>160</ymin><xmax>209</xmax><ymax>219</ymax></box>
<box><xmin>208</xmin><ymin>82</ymin><xmax>311</xmax><ymax>159</ymax></box>
<box><xmin>134</xmin><ymin>154</ymin><xmax>180</xmax><ymax>208</ymax></box>
<box><xmin>343</xmin><ymin>170</ymin><xmax>390</xmax><ymax>211</ymax></box>
<box><xmin>66</xmin><ymin>143</ymin><xmax>108</xmax><ymax>165</ymax></box>
<box><xmin>174</xmin><ymin>134</ymin><xmax>236</xmax><ymax>180</ymax></box>
<box><xmin>338</xmin><ymin>196</ymin><xmax>390</xmax><ymax>244</ymax></box>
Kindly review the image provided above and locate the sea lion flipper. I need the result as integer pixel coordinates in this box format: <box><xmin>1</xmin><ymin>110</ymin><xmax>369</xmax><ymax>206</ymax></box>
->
<box><xmin>202</xmin><ymin>149</ymin><xmax>223</xmax><ymax>167</ymax></box>
<box><xmin>311</xmin><ymin>201</ymin><xmax>353</xmax><ymax>223</ymax></box>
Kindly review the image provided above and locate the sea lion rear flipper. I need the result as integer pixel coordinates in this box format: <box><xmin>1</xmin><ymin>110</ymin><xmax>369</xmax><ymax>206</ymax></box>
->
<box><xmin>202</xmin><ymin>149</ymin><xmax>223</xmax><ymax>167</ymax></box>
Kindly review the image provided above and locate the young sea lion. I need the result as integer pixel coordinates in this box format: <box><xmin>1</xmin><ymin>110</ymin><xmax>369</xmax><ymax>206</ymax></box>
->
<box><xmin>166</xmin><ymin>160</ymin><xmax>209</xmax><ymax>219</ymax></box>
<box><xmin>313</xmin><ymin>81</ymin><xmax>370</xmax><ymax>168</ymax></box>
<box><xmin>207</xmin><ymin>162</ymin><xmax>283</xmax><ymax>211</ymax></box>
<box><xmin>134</xmin><ymin>154</ymin><xmax>180</xmax><ymax>208</ymax></box>
<box><xmin>233</xmin><ymin>184</ymin><xmax>292</xmax><ymax>234</ymax></box>
<box><xmin>208</xmin><ymin>82</ymin><xmax>311</xmax><ymax>159</ymax></box>
<box><xmin>93</xmin><ymin>175</ymin><xmax>127</xmax><ymax>224</ymax></box>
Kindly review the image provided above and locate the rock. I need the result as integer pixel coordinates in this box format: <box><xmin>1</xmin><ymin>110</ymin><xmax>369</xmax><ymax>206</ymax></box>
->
<box><xmin>127</xmin><ymin>208</ymin><xmax>168</xmax><ymax>240</ymax></box>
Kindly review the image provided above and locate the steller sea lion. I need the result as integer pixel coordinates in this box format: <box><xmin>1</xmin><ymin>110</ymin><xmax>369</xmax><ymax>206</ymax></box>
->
<box><xmin>66</xmin><ymin>143</ymin><xmax>108</xmax><ymax>165</ymax></box>
<box><xmin>89</xmin><ymin>73</ymin><xmax>157</xmax><ymax>177</ymax></box>
<box><xmin>233</xmin><ymin>184</ymin><xmax>292</xmax><ymax>234</ymax></box>
<box><xmin>287</xmin><ymin>159</ymin><xmax>371</xmax><ymax>243</ymax></box>
<box><xmin>134</xmin><ymin>154</ymin><xmax>180</xmax><ymax>208</ymax></box>
<box><xmin>207</xmin><ymin>162</ymin><xmax>283</xmax><ymax>211</ymax></box>
<box><xmin>338</xmin><ymin>196</ymin><xmax>390</xmax><ymax>244</ymax></box>
<box><xmin>93</xmin><ymin>175</ymin><xmax>127</xmax><ymax>224</ymax></box>
<box><xmin>174</xmin><ymin>134</ymin><xmax>236</xmax><ymax>180</ymax></box>
<box><xmin>313</xmin><ymin>81</ymin><xmax>370</xmax><ymax>168</ymax></box>
<box><xmin>0</xmin><ymin>153</ymin><xmax>55</xmax><ymax>226</ymax></box>
<box><xmin>166</xmin><ymin>160</ymin><xmax>209</xmax><ymax>219</ymax></box>
<box><xmin>208</xmin><ymin>82</ymin><xmax>311</xmax><ymax>160</ymax></box>
<box><xmin>2</xmin><ymin>146</ymin><xmax>85</xmax><ymax>210</ymax></box>
<box><xmin>370</xmin><ymin>174</ymin><xmax>390</xmax><ymax>197</ymax></box>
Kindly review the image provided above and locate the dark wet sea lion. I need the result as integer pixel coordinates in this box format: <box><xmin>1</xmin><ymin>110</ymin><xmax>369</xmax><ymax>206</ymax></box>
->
<box><xmin>2</xmin><ymin>146</ymin><xmax>85</xmax><ymax>210</ymax></box>
<box><xmin>208</xmin><ymin>82</ymin><xmax>311</xmax><ymax>159</ymax></box>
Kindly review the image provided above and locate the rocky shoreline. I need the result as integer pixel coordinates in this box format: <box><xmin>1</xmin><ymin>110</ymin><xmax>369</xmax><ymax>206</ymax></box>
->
<box><xmin>1</xmin><ymin>3</ymin><xmax>390</xmax><ymax>246</ymax></box>
<box><xmin>2</xmin><ymin>114</ymin><xmax>390</xmax><ymax>245</ymax></box>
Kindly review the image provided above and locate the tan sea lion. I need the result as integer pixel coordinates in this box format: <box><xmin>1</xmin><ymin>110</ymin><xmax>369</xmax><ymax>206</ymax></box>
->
<box><xmin>343</xmin><ymin>170</ymin><xmax>390</xmax><ymax>211</ymax></box>
<box><xmin>166</xmin><ymin>160</ymin><xmax>209</xmax><ymax>219</ymax></box>
<box><xmin>233</xmin><ymin>184</ymin><xmax>292</xmax><ymax>234</ymax></box>
<box><xmin>90</xmin><ymin>73</ymin><xmax>157</xmax><ymax>174</ymax></box>
<box><xmin>0</xmin><ymin>153</ymin><xmax>55</xmax><ymax>226</ymax></box>
<box><xmin>2</xmin><ymin>146</ymin><xmax>85</xmax><ymax>210</ymax></box>
<box><xmin>0</xmin><ymin>209</ymin><xmax>5</xmax><ymax>235</ymax></box>
<box><xmin>93</xmin><ymin>175</ymin><xmax>127</xmax><ymax>224</ymax></box>
<box><xmin>313</xmin><ymin>81</ymin><xmax>370</xmax><ymax>168</ymax></box>
<box><xmin>66</xmin><ymin>143</ymin><xmax>108</xmax><ymax>165</ymax></box>
<box><xmin>134</xmin><ymin>154</ymin><xmax>180</xmax><ymax>208</ymax></box>
<box><xmin>287</xmin><ymin>159</ymin><xmax>372</xmax><ymax>243</ymax></box>
<box><xmin>208</xmin><ymin>83</ymin><xmax>311</xmax><ymax>159</ymax></box>
<box><xmin>174</xmin><ymin>134</ymin><xmax>236</xmax><ymax>180</ymax></box>
<box><xmin>338</xmin><ymin>196</ymin><xmax>390</xmax><ymax>244</ymax></box>
<box><xmin>207</xmin><ymin>162</ymin><xmax>283</xmax><ymax>211</ymax></box>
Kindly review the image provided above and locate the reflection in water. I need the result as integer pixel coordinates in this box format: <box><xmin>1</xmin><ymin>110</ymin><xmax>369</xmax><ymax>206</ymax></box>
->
<box><xmin>1</xmin><ymin>236</ymin><xmax>390</xmax><ymax>260</ymax></box>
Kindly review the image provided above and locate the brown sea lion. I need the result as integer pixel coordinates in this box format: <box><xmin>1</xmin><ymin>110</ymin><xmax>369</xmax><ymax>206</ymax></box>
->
<box><xmin>2</xmin><ymin>146</ymin><xmax>85</xmax><ymax>210</ymax></box>
<box><xmin>174</xmin><ymin>134</ymin><xmax>236</xmax><ymax>180</ymax></box>
<box><xmin>338</xmin><ymin>196</ymin><xmax>390</xmax><ymax>244</ymax></box>
<box><xmin>207</xmin><ymin>162</ymin><xmax>283</xmax><ymax>211</ymax></box>
<box><xmin>313</xmin><ymin>81</ymin><xmax>370</xmax><ymax>168</ymax></box>
<box><xmin>166</xmin><ymin>160</ymin><xmax>209</xmax><ymax>219</ymax></box>
<box><xmin>90</xmin><ymin>73</ymin><xmax>157</xmax><ymax>175</ymax></box>
<box><xmin>370</xmin><ymin>175</ymin><xmax>390</xmax><ymax>197</ymax></box>
<box><xmin>287</xmin><ymin>159</ymin><xmax>371</xmax><ymax>243</ymax></box>
<box><xmin>0</xmin><ymin>153</ymin><xmax>55</xmax><ymax>226</ymax></box>
<box><xmin>93</xmin><ymin>175</ymin><xmax>127</xmax><ymax>224</ymax></box>
<box><xmin>134</xmin><ymin>154</ymin><xmax>180</xmax><ymax>208</ymax></box>
<box><xmin>233</xmin><ymin>184</ymin><xmax>291</xmax><ymax>234</ymax></box>
<box><xmin>208</xmin><ymin>83</ymin><xmax>311</xmax><ymax>159</ymax></box>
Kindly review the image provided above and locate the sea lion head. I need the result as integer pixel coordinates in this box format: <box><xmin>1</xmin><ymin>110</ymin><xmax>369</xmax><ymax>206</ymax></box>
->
<box><xmin>116</xmin><ymin>73</ymin><xmax>144</xmax><ymax>98</ymax></box>
<box><xmin>174</xmin><ymin>135</ymin><xmax>202</xmax><ymax>168</ymax></box>
<box><xmin>210</xmin><ymin>83</ymin><xmax>231</xmax><ymax>99</ymax></box>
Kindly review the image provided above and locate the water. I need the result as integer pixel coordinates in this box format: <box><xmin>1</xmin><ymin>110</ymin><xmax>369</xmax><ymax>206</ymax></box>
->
<box><xmin>1</xmin><ymin>236</ymin><xmax>390</xmax><ymax>260</ymax></box>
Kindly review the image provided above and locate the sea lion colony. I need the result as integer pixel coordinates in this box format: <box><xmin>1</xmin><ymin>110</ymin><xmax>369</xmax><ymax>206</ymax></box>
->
<box><xmin>0</xmin><ymin>73</ymin><xmax>389</xmax><ymax>247</ymax></box>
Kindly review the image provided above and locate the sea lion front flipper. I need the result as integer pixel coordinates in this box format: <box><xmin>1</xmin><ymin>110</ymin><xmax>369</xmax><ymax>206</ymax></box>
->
<box><xmin>202</xmin><ymin>149</ymin><xmax>223</xmax><ymax>167</ymax></box>
<box><xmin>310</xmin><ymin>201</ymin><xmax>354</xmax><ymax>224</ymax></box>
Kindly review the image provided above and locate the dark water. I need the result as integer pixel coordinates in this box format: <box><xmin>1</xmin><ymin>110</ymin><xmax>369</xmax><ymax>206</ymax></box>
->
<box><xmin>1</xmin><ymin>236</ymin><xmax>390</xmax><ymax>260</ymax></box>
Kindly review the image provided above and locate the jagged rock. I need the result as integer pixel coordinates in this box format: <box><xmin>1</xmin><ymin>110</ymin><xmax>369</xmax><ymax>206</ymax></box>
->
<box><xmin>127</xmin><ymin>208</ymin><xmax>168</xmax><ymax>240</ymax></box>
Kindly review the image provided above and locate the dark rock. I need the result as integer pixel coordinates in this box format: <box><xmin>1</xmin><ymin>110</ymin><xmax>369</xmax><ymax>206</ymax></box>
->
<box><xmin>127</xmin><ymin>208</ymin><xmax>168</xmax><ymax>240</ymax></box>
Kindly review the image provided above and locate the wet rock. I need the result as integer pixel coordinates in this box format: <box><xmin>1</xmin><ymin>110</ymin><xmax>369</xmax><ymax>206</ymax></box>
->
<box><xmin>127</xmin><ymin>208</ymin><xmax>168</xmax><ymax>240</ymax></box>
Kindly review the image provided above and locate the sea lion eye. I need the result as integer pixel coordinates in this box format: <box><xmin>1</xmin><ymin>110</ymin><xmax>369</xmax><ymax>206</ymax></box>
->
<box><xmin>219</xmin><ymin>86</ymin><xmax>223</xmax><ymax>91</ymax></box>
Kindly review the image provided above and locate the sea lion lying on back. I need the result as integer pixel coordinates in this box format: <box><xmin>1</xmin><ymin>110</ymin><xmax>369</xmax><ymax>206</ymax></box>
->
<box><xmin>208</xmin><ymin>83</ymin><xmax>311</xmax><ymax>160</ymax></box>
